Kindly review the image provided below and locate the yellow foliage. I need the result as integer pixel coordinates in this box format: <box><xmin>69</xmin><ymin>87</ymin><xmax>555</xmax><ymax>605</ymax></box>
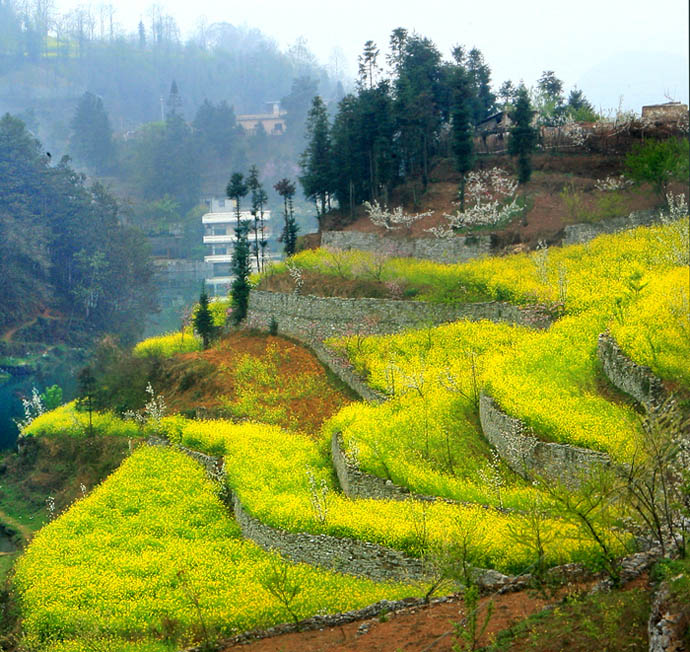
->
<box><xmin>22</xmin><ymin>401</ymin><xmax>140</xmax><ymax>438</ymax></box>
<box><xmin>15</xmin><ymin>446</ymin><xmax>415</xmax><ymax>651</ymax></box>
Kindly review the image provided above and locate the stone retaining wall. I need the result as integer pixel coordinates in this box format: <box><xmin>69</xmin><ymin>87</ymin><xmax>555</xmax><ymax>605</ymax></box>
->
<box><xmin>149</xmin><ymin>438</ymin><xmax>427</xmax><ymax>582</ymax></box>
<box><xmin>563</xmin><ymin>210</ymin><xmax>658</xmax><ymax>245</ymax></box>
<box><xmin>230</xmin><ymin>489</ymin><xmax>426</xmax><ymax>583</ymax></box>
<box><xmin>597</xmin><ymin>332</ymin><xmax>666</xmax><ymax>409</ymax></box>
<box><xmin>331</xmin><ymin>432</ymin><xmax>414</xmax><ymax>501</ymax></box>
<box><xmin>478</xmin><ymin>394</ymin><xmax>610</xmax><ymax>482</ymax></box>
<box><xmin>306</xmin><ymin>339</ymin><xmax>385</xmax><ymax>404</ymax></box>
<box><xmin>648</xmin><ymin>581</ymin><xmax>689</xmax><ymax>652</ymax></box>
<box><xmin>247</xmin><ymin>291</ymin><xmax>552</xmax><ymax>341</ymax></box>
<box><xmin>321</xmin><ymin>230</ymin><xmax>493</xmax><ymax>264</ymax></box>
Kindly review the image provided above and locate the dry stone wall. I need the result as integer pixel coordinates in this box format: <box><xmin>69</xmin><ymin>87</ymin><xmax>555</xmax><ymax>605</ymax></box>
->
<box><xmin>321</xmin><ymin>230</ymin><xmax>492</xmax><ymax>264</ymax></box>
<box><xmin>305</xmin><ymin>339</ymin><xmax>385</xmax><ymax>404</ymax></box>
<box><xmin>478</xmin><ymin>394</ymin><xmax>610</xmax><ymax>482</ymax></box>
<box><xmin>331</xmin><ymin>432</ymin><xmax>414</xmax><ymax>501</ymax></box>
<box><xmin>147</xmin><ymin>439</ymin><xmax>428</xmax><ymax>582</ymax></box>
<box><xmin>248</xmin><ymin>291</ymin><xmax>552</xmax><ymax>341</ymax></box>
<box><xmin>597</xmin><ymin>332</ymin><xmax>666</xmax><ymax>409</ymax></box>
<box><xmin>229</xmin><ymin>489</ymin><xmax>426</xmax><ymax>583</ymax></box>
<box><xmin>563</xmin><ymin>210</ymin><xmax>658</xmax><ymax>245</ymax></box>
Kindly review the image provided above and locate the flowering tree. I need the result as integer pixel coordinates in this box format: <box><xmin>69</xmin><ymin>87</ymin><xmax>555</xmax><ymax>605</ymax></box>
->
<box><xmin>427</xmin><ymin>168</ymin><xmax>521</xmax><ymax>237</ymax></box>
<box><xmin>364</xmin><ymin>201</ymin><xmax>433</xmax><ymax>233</ymax></box>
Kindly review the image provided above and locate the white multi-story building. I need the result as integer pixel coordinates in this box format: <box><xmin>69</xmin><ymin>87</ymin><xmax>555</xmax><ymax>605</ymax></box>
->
<box><xmin>202</xmin><ymin>197</ymin><xmax>273</xmax><ymax>296</ymax></box>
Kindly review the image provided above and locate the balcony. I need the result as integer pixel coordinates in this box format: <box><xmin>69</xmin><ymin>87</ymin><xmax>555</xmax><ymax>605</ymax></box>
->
<box><xmin>202</xmin><ymin>210</ymin><xmax>272</xmax><ymax>225</ymax></box>
<box><xmin>204</xmin><ymin>254</ymin><xmax>234</xmax><ymax>264</ymax></box>
<box><xmin>203</xmin><ymin>234</ymin><xmax>236</xmax><ymax>244</ymax></box>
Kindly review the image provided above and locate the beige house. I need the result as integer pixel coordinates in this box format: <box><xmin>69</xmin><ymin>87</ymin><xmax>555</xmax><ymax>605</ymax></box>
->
<box><xmin>236</xmin><ymin>101</ymin><xmax>287</xmax><ymax>135</ymax></box>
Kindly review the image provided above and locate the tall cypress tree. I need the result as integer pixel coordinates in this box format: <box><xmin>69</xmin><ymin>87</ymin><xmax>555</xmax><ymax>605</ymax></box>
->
<box><xmin>451</xmin><ymin>68</ymin><xmax>474</xmax><ymax>211</ymax></box>
<box><xmin>298</xmin><ymin>96</ymin><xmax>333</xmax><ymax>225</ymax></box>
<box><xmin>274</xmin><ymin>178</ymin><xmax>298</xmax><ymax>257</ymax></box>
<box><xmin>226</xmin><ymin>172</ymin><xmax>251</xmax><ymax>324</ymax></box>
<box><xmin>509</xmin><ymin>86</ymin><xmax>538</xmax><ymax>185</ymax></box>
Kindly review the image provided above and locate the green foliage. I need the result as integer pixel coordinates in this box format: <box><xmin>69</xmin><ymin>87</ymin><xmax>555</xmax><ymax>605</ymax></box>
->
<box><xmin>509</xmin><ymin>86</ymin><xmax>538</xmax><ymax>184</ymax></box>
<box><xmin>299</xmin><ymin>96</ymin><xmax>333</xmax><ymax>221</ymax></box>
<box><xmin>566</xmin><ymin>88</ymin><xmax>598</xmax><ymax>122</ymax></box>
<box><xmin>625</xmin><ymin>137</ymin><xmax>690</xmax><ymax>198</ymax></box>
<box><xmin>39</xmin><ymin>385</ymin><xmax>63</xmax><ymax>411</ymax></box>
<box><xmin>0</xmin><ymin>115</ymin><xmax>156</xmax><ymax>341</ymax></box>
<box><xmin>69</xmin><ymin>92</ymin><xmax>115</xmax><ymax>173</ymax></box>
<box><xmin>451</xmin><ymin>68</ymin><xmax>474</xmax><ymax>211</ymax></box>
<box><xmin>274</xmin><ymin>178</ymin><xmax>299</xmax><ymax>256</ymax></box>
<box><xmin>487</xmin><ymin>588</ymin><xmax>650</xmax><ymax>651</ymax></box>
<box><xmin>230</xmin><ymin>223</ymin><xmax>251</xmax><ymax>325</ymax></box>
<box><xmin>127</xmin><ymin>114</ymin><xmax>201</xmax><ymax>213</ymax></box>
<box><xmin>192</xmin><ymin>287</ymin><xmax>215</xmax><ymax>349</ymax></box>
<box><xmin>560</xmin><ymin>183</ymin><xmax>587</xmax><ymax>223</ymax></box>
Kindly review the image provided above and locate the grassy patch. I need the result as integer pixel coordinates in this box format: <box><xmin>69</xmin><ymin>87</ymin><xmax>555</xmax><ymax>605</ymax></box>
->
<box><xmin>486</xmin><ymin>588</ymin><xmax>650</xmax><ymax>651</ymax></box>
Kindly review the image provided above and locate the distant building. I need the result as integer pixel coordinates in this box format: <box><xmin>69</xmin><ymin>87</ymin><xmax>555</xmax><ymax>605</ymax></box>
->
<box><xmin>641</xmin><ymin>101</ymin><xmax>688</xmax><ymax>124</ymax></box>
<box><xmin>236</xmin><ymin>101</ymin><xmax>287</xmax><ymax>135</ymax></box>
<box><xmin>476</xmin><ymin>111</ymin><xmax>514</xmax><ymax>134</ymax></box>
<box><xmin>202</xmin><ymin>197</ymin><xmax>273</xmax><ymax>296</ymax></box>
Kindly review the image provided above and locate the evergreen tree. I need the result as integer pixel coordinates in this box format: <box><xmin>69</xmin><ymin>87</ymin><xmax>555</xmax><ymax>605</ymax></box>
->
<box><xmin>166</xmin><ymin>79</ymin><xmax>183</xmax><ymax>118</ymax></box>
<box><xmin>466</xmin><ymin>48</ymin><xmax>496</xmax><ymax>124</ymax></box>
<box><xmin>331</xmin><ymin>94</ymin><xmax>364</xmax><ymax>215</ymax></box>
<box><xmin>298</xmin><ymin>96</ymin><xmax>333</xmax><ymax>225</ymax></box>
<box><xmin>247</xmin><ymin>164</ymin><xmax>268</xmax><ymax>272</ymax></box>
<box><xmin>358</xmin><ymin>82</ymin><xmax>395</xmax><ymax>202</ymax></box>
<box><xmin>193</xmin><ymin>99</ymin><xmax>240</xmax><ymax>159</ymax></box>
<box><xmin>566</xmin><ymin>88</ymin><xmax>597</xmax><ymax>122</ymax></box>
<box><xmin>536</xmin><ymin>70</ymin><xmax>566</xmax><ymax>126</ymax></box>
<box><xmin>508</xmin><ymin>86</ymin><xmax>538</xmax><ymax>185</ymax></box>
<box><xmin>226</xmin><ymin>172</ymin><xmax>251</xmax><ymax>324</ymax></box>
<box><xmin>226</xmin><ymin>172</ymin><xmax>248</xmax><ymax>226</ymax></box>
<box><xmin>393</xmin><ymin>35</ymin><xmax>443</xmax><ymax>189</ymax></box>
<box><xmin>274</xmin><ymin>178</ymin><xmax>298</xmax><ymax>257</ymax></box>
<box><xmin>358</xmin><ymin>40</ymin><xmax>381</xmax><ymax>90</ymax></box>
<box><xmin>451</xmin><ymin>68</ymin><xmax>474</xmax><ymax>211</ymax></box>
<box><xmin>77</xmin><ymin>366</ymin><xmax>97</xmax><ymax>436</ymax></box>
<box><xmin>193</xmin><ymin>284</ymin><xmax>214</xmax><ymax>349</ymax></box>
<box><xmin>69</xmin><ymin>92</ymin><xmax>115</xmax><ymax>173</ymax></box>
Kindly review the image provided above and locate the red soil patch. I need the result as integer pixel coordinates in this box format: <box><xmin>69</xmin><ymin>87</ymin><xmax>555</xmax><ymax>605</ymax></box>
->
<box><xmin>220</xmin><ymin>575</ymin><xmax>651</xmax><ymax>652</ymax></box>
<box><xmin>157</xmin><ymin>331</ymin><xmax>354</xmax><ymax>434</ymax></box>
<box><xmin>221</xmin><ymin>592</ymin><xmax>549</xmax><ymax>652</ymax></box>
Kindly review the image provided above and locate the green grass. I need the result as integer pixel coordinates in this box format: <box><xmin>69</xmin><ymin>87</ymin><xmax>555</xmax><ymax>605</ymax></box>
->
<box><xmin>486</xmin><ymin>588</ymin><xmax>650</xmax><ymax>651</ymax></box>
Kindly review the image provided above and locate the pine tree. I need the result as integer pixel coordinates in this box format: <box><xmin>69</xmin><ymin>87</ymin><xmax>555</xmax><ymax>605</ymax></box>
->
<box><xmin>69</xmin><ymin>92</ymin><xmax>115</xmax><ymax>173</ymax></box>
<box><xmin>451</xmin><ymin>68</ymin><xmax>474</xmax><ymax>211</ymax></box>
<box><xmin>298</xmin><ymin>96</ymin><xmax>333</xmax><ymax>225</ymax></box>
<box><xmin>247</xmin><ymin>164</ymin><xmax>268</xmax><ymax>272</ymax></box>
<box><xmin>193</xmin><ymin>284</ymin><xmax>214</xmax><ymax>349</ymax></box>
<box><xmin>509</xmin><ymin>86</ymin><xmax>538</xmax><ymax>185</ymax></box>
<box><xmin>274</xmin><ymin>178</ymin><xmax>298</xmax><ymax>257</ymax></box>
<box><xmin>226</xmin><ymin>172</ymin><xmax>251</xmax><ymax>324</ymax></box>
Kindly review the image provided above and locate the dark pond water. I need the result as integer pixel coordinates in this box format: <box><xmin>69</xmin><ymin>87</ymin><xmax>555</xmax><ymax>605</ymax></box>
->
<box><xmin>0</xmin><ymin>356</ymin><xmax>78</xmax><ymax>449</ymax></box>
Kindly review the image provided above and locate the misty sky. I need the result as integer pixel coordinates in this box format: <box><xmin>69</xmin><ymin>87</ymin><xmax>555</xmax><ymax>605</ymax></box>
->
<box><xmin>54</xmin><ymin>0</ymin><xmax>689</xmax><ymax>112</ymax></box>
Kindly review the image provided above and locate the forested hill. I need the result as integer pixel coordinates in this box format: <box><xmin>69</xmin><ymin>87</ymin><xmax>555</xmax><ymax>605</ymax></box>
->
<box><xmin>0</xmin><ymin>114</ymin><xmax>156</xmax><ymax>345</ymax></box>
<box><xmin>0</xmin><ymin>1</ymin><xmax>341</xmax><ymax>156</ymax></box>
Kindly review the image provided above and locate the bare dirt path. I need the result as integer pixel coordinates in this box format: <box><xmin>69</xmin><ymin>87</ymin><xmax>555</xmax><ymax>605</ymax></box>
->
<box><xmin>1</xmin><ymin>308</ymin><xmax>61</xmax><ymax>344</ymax></box>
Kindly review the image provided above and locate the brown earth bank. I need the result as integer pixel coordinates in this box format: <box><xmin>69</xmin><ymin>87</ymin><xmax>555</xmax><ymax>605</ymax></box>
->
<box><xmin>154</xmin><ymin>331</ymin><xmax>356</xmax><ymax>434</ymax></box>
<box><xmin>312</xmin><ymin>153</ymin><xmax>688</xmax><ymax>252</ymax></box>
<box><xmin>218</xmin><ymin>575</ymin><xmax>651</xmax><ymax>652</ymax></box>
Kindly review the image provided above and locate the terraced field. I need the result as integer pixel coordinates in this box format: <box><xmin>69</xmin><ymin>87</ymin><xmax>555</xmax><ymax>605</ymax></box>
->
<box><xmin>15</xmin><ymin>216</ymin><xmax>689</xmax><ymax>650</ymax></box>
